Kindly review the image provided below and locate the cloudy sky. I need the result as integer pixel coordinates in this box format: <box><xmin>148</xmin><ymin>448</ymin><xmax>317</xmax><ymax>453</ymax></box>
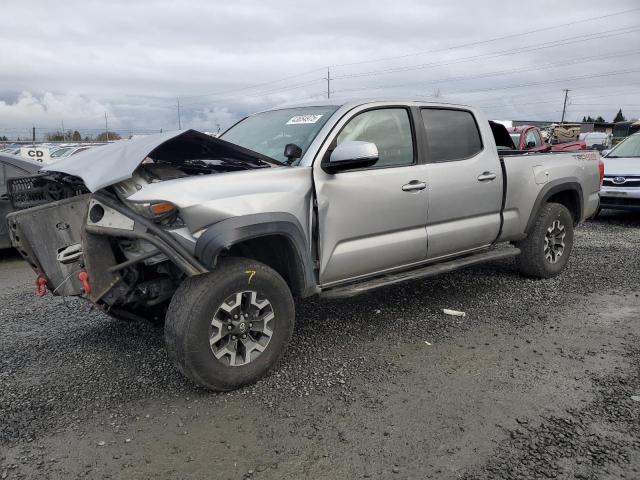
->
<box><xmin>1</xmin><ymin>0</ymin><xmax>639</xmax><ymax>139</ymax></box>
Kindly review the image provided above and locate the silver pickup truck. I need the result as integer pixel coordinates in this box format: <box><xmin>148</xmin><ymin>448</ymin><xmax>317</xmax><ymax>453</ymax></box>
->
<box><xmin>6</xmin><ymin>100</ymin><xmax>602</xmax><ymax>391</ymax></box>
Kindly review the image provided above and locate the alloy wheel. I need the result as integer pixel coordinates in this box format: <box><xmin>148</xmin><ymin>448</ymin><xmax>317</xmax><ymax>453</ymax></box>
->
<box><xmin>209</xmin><ymin>291</ymin><xmax>275</xmax><ymax>367</ymax></box>
<box><xmin>544</xmin><ymin>219</ymin><xmax>566</xmax><ymax>264</ymax></box>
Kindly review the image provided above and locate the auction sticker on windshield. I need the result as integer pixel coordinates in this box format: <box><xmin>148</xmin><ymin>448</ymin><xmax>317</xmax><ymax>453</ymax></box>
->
<box><xmin>286</xmin><ymin>114</ymin><xmax>323</xmax><ymax>125</ymax></box>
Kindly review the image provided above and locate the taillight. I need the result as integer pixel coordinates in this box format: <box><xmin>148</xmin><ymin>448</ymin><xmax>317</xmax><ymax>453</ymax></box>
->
<box><xmin>599</xmin><ymin>158</ymin><xmax>605</xmax><ymax>187</ymax></box>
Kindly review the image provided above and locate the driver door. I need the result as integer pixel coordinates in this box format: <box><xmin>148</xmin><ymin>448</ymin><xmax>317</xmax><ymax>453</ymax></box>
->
<box><xmin>313</xmin><ymin>106</ymin><xmax>429</xmax><ymax>286</ymax></box>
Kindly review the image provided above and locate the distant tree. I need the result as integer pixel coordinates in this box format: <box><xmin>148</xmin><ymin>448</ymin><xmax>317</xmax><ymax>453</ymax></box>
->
<box><xmin>581</xmin><ymin>116</ymin><xmax>587</xmax><ymax>122</ymax></box>
<box><xmin>595</xmin><ymin>116</ymin><xmax>605</xmax><ymax>123</ymax></box>
<box><xmin>72</xmin><ymin>130</ymin><xmax>82</xmax><ymax>141</ymax></box>
<box><xmin>0</xmin><ymin>135</ymin><xmax>7</xmax><ymax>141</ymax></box>
<box><xmin>613</xmin><ymin>109</ymin><xmax>626</xmax><ymax>123</ymax></box>
<box><xmin>84</xmin><ymin>136</ymin><xmax>91</xmax><ymax>141</ymax></box>
<box><xmin>95</xmin><ymin>131</ymin><xmax>122</xmax><ymax>142</ymax></box>
<box><xmin>46</xmin><ymin>131</ymin><xmax>65</xmax><ymax>141</ymax></box>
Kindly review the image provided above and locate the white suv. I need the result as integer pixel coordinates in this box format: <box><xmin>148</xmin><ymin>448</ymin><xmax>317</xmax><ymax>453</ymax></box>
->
<box><xmin>601</xmin><ymin>133</ymin><xmax>640</xmax><ymax>212</ymax></box>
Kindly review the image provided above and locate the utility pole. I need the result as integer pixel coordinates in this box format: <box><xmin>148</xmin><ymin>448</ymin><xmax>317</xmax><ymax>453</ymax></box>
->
<box><xmin>32</xmin><ymin>125</ymin><xmax>35</xmax><ymax>142</ymax></box>
<box><xmin>177</xmin><ymin>97</ymin><xmax>182</xmax><ymax>130</ymax></box>
<box><xmin>61</xmin><ymin>120</ymin><xmax>65</xmax><ymax>140</ymax></box>
<box><xmin>560</xmin><ymin>89</ymin><xmax>570</xmax><ymax>123</ymax></box>
<box><xmin>105</xmin><ymin>112</ymin><xmax>109</xmax><ymax>143</ymax></box>
<box><xmin>325</xmin><ymin>67</ymin><xmax>331</xmax><ymax>99</ymax></box>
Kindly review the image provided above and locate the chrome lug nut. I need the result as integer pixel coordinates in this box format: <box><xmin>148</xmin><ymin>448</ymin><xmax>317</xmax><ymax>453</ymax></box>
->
<box><xmin>242</xmin><ymin>334</ymin><xmax>247</xmax><ymax>339</ymax></box>
<box><xmin>227</xmin><ymin>325</ymin><xmax>232</xmax><ymax>330</ymax></box>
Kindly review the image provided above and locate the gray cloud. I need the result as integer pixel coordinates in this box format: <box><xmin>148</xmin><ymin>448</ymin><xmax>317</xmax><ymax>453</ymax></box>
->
<box><xmin>1</xmin><ymin>0</ymin><xmax>638</xmax><ymax>139</ymax></box>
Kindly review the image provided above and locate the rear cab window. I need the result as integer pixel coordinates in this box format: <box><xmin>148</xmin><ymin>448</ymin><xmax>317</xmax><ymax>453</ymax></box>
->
<box><xmin>420</xmin><ymin>108</ymin><xmax>483</xmax><ymax>162</ymax></box>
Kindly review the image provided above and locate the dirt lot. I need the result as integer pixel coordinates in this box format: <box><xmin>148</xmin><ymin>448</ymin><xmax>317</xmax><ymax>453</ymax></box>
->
<box><xmin>1</xmin><ymin>211</ymin><xmax>639</xmax><ymax>480</ymax></box>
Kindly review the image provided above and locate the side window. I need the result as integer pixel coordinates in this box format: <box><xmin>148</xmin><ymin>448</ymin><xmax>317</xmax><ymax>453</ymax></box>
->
<box><xmin>525</xmin><ymin>130</ymin><xmax>541</xmax><ymax>147</ymax></box>
<box><xmin>336</xmin><ymin>108</ymin><xmax>414</xmax><ymax>167</ymax></box>
<box><xmin>421</xmin><ymin>108</ymin><xmax>483</xmax><ymax>162</ymax></box>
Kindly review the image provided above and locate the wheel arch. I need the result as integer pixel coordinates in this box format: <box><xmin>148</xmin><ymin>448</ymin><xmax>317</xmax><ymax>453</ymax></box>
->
<box><xmin>525</xmin><ymin>180</ymin><xmax>583</xmax><ymax>234</ymax></box>
<box><xmin>194</xmin><ymin>213</ymin><xmax>317</xmax><ymax>297</ymax></box>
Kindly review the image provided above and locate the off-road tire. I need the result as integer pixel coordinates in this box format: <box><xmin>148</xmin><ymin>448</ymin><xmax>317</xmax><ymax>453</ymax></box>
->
<box><xmin>515</xmin><ymin>202</ymin><xmax>574</xmax><ymax>279</ymax></box>
<box><xmin>164</xmin><ymin>257</ymin><xmax>295</xmax><ymax>391</ymax></box>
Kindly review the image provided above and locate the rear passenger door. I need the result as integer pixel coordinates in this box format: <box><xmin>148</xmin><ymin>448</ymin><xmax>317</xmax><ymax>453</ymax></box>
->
<box><xmin>421</xmin><ymin>108</ymin><xmax>503</xmax><ymax>259</ymax></box>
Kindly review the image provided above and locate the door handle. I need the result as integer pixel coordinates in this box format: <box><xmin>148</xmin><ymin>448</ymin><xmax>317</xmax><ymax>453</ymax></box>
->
<box><xmin>402</xmin><ymin>180</ymin><xmax>427</xmax><ymax>192</ymax></box>
<box><xmin>477</xmin><ymin>172</ymin><xmax>497</xmax><ymax>182</ymax></box>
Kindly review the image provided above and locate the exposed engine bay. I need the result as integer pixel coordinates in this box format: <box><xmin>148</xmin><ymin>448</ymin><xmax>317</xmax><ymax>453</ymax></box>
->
<box><xmin>8</xmin><ymin>157</ymin><xmax>268</xmax><ymax>210</ymax></box>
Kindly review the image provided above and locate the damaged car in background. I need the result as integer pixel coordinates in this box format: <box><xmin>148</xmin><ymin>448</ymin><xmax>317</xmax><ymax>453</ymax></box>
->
<box><xmin>6</xmin><ymin>100</ymin><xmax>602</xmax><ymax>391</ymax></box>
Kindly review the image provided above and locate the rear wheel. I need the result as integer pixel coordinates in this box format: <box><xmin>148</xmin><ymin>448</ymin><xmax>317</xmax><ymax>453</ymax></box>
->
<box><xmin>164</xmin><ymin>257</ymin><xmax>295</xmax><ymax>391</ymax></box>
<box><xmin>516</xmin><ymin>202</ymin><xmax>574</xmax><ymax>278</ymax></box>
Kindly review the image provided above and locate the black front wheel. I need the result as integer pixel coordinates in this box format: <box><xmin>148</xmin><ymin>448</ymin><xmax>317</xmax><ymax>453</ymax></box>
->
<box><xmin>164</xmin><ymin>257</ymin><xmax>295</xmax><ymax>391</ymax></box>
<box><xmin>515</xmin><ymin>202</ymin><xmax>574</xmax><ymax>279</ymax></box>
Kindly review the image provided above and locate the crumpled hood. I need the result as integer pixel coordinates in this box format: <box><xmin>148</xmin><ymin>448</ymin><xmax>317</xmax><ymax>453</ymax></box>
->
<box><xmin>44</xmin><ymin>129</ymin><xmax>272</xmax><ymax>192</ymax></box>
<box><xmin>603</xmin><ymin>156</ymin><xmax>640</xmax><ymax>176</ymax></box>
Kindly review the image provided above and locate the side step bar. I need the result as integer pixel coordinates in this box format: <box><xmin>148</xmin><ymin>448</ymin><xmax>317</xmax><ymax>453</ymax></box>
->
<box><xmin>320</xmin><ymin>248</ymin><xmax>520</xmax><ymax>299</ymax></box>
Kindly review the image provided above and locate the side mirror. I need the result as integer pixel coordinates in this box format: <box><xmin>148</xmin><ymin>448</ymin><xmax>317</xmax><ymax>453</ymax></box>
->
<box><xmin>526</xmin><ymin>141</ymin><xmax>536</xmax><ymax>148</ymax></box>
<box><xmin>323</xmin><ymin>141</ymin><xmax>379</xmax><ymax>173</ymax></box>
<box><xmin>601</xmin><ymin>149</ymin><xmax>611</xmax><ymax>157</ymax></box>
<box><xmin>283</xmin><ymin>143</ymin><xmax>302</xmax><ymax>163</ymax></box>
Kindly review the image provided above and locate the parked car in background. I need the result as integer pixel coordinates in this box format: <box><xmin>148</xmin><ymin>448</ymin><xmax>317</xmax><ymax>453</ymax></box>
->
<box><xmin>580</xmin><ymin>132</ymin><xmax>612</xmax><ymax>151</ymax></box>
<box><xmin>49</xmin><ymin>145</ymin><xmax>92</xmax><ymax>160</ymax></box>
<box><xmin>1</xmin><ymin>147</ymin><xmax>21</xmax><ymax>155</ymax></box>
<box><xmin>6</xmin><ymin>100</ymin><xmax>602</xmax><ymax>391</ymax></box>
<box><xmin>507</xmin><ymin>125</ymin><xmax>586</xmax><ymax>152</ymax></box>
<box><xmin>600</xmin><ymin>132</ymin><xmax>640</xmax><ymax>212</ymax></box>
<box><xmin>612</xmin><ymin>120</ymin><xmax>640</xmax><ymax>145</ymax></box>
<box><xmin>0</xmin><ymin>153</ymin><xmax>40</xmax><ymax>248</ymax></box>
<box><xmin>49</xmin><ymin>146</ymin><xmax>76</xmax><ymax>159</ymax></box>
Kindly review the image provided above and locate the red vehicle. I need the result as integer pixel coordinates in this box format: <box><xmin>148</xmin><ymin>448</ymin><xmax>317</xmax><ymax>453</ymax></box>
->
<box><xmin>507</xmin><ymin>125</ymin><xmax>586</xmax><ymax>152</ymax></box>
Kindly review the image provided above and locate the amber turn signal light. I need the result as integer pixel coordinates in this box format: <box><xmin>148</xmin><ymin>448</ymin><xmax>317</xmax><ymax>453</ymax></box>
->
<box><xmin>149</xmin><ymin>202</ymin><xmax>177</xmax><ymax>215</ymax></box>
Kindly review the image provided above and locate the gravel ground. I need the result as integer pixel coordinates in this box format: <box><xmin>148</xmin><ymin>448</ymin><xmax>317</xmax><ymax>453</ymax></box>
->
<box><xmin>0</xmin><ymin>210</ymin><xmax>639</xmax><ymax>479</ymax></box>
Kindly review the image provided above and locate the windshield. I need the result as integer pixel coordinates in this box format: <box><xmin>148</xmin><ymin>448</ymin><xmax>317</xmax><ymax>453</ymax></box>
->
<box><xmin>509</xmin><ymin>133</ymin><xmax>521</xmax><ymax>145</ymax></box>
<box><xmin>51</xmin><ymin>147</ymin><xmax>72</xmax><ymax>158</ymax></box>
<box><xmin>221</xmin><ymin>106</ymin><xmax>338</xmax><ymax>164</ymax></box>
<box><xmin>607</xmin><ymin>134</ymin><xmax>640</xmax><ymax>158</ymax></box>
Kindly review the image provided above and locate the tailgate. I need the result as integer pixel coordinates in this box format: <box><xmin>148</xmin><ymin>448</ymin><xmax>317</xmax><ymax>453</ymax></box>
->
<box><xmin>7</xmin><ymin>194</ymin><xmax>90</xmax><ymax>296</ymax></box>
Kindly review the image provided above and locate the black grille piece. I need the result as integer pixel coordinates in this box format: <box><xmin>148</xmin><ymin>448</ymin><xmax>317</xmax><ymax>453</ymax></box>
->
<box><xmin>7</xmin><ymin>174</ymin><xmax>89</xmax><ymax>210</ymax></box>
<box><xmin>601</xmin><ymin>196</ymin><xmax>640</xmax><ymax>207</ymax></box>
<box><xmin>602</xmin><ymin>176</ymin><xmax>640</xmax><ymax>188</ymax></box>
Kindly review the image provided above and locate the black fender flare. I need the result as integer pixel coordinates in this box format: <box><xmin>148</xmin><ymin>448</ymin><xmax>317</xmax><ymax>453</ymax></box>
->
<box><xmin>194</xmin><ymin>212</ymin><xmax>317</xmax><ymax>296</ymax></box>
<box><xmin>525</xmin><ymin>179</ymin><xmax>584</xmax><ymax>234</ymax></box>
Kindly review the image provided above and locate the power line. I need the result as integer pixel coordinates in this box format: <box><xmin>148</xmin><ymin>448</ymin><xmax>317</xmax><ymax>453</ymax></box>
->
<box><xmin>150</xmin><ymin>7</ymin><xmax>640</xmax><ymax>106</ymax></box>
<box><xmin>331</xmin><ymin>7</ymin><xmax>640</xmax><ymax>68</ymax></box>
<box><xmin>176</xmin><ymin>67</ymin><xmax>326</xmax><ymax>102</ymax></box>
<box><xmin>335</xmin><ymin>49</ymin><xmax>640</xmax><ymax>97</ymax></box>
<box><xmin>178</xmin><ymin>79</ymin><xmax>325</xmax><ymax>108</ymax></box>
<box><xmin>333</xmin><ymin>26</ymin><xmax>640</xmax><ymax>80</ymax></box>
<box><xmin>561</xmin><ymin>89</ymin><xmax>571</xmax><ymax>122</ymax></box>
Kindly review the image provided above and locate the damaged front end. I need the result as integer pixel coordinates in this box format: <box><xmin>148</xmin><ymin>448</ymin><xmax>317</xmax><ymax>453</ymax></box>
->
<box><xmin>7</xmin><ymin>183</ymin><xmax>208</xmax><ymax>319</ymax></box>
<box><xmin>6</xmin><ymin>129</ymin><xmax>274</xmax><ymax>320</ymax></box>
